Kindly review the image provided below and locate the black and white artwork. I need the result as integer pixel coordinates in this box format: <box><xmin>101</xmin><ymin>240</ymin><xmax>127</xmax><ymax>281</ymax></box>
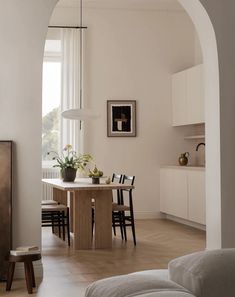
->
<box><xmin>107</xmin><ymin>100</ymin><xmax>136</xmax><ymax>137</ymax></box>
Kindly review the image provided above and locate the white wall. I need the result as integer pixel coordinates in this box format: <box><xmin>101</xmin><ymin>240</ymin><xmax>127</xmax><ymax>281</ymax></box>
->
<box><xmin>1</xmin><ymin>0</ymin><xmax>235</xmax><ymax>280</ymax></box>
<box><xmin>50</xmin><ymin>6</ymin><xmax>200</xmax><ymax>218</ymax></box>
<box><xmin>180</xmin><ymin>0</ymin><xmax>221</xmax><ymax>250</ymax></box>
<box><xmin>198</xmin><ymin>0</ymin><xmax>235</xmax><ymax>248</ymax></box>
<box><xmin>0</xmin><ymin>0</ymin><xmax>57</xmax><ymax>276</ymax></box>
<box><xmin>194</xmin><ymin>32</ymin><xmax>203</xmax><ymax>65</ymax></box>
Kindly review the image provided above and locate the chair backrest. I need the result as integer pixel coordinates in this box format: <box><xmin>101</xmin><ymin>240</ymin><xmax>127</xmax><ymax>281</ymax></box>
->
<box><xmin>112</xmin><ymin>173</ymin><xmax>122</xmax><ymax>183</ymax></box>
<box><xmin>121</xmin><ymin>175</ymin><xmax>135</xmax><ymax>206</ymax></box>
<box><xmin>112</xmin><ymin>173</ymin><xmax>123</xmax><ymax>204</ymax></box>
<box><xmin>122</xmin><ymin>175</ymin><xmax>135</xmax><ymax>187</ymax></box>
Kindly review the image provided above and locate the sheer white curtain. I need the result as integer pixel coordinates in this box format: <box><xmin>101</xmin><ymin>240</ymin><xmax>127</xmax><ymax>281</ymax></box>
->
<box><xmin>60</xmin><ymin>29</ymin><xmax>83</xmax><ymax>153</ymax></box>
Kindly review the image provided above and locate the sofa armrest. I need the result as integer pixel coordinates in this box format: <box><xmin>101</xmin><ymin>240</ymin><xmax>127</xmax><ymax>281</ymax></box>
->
<box><xmin>169</xmin><ymin>249</ymin><xmax>235</xmax><ymax>297</ymax></box>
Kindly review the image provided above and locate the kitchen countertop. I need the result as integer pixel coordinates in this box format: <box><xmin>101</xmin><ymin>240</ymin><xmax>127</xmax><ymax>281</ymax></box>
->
<box><xmin>161</xmin><ymin>165</ymin><xmax>205</xmax><ymax>170</ymax></box>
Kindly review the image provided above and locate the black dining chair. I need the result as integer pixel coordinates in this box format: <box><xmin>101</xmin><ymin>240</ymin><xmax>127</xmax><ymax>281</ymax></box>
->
<box><xmin>111</xmin><ymin>173</ymin><xmax>124</xmax><ymax>238</ymax></box>
<box><xmin>112</xmin><ymin>175</ymin><xmax>136</xmax><ymax>245</ymax></box>
<box><xmin>41</xmin><ymin>204</ymin><xmax>71</xmax><ymax>246</ymax></box>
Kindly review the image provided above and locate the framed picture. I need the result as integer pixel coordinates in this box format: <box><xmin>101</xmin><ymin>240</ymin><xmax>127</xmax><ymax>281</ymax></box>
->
<box><xmin>107</xmin><ymin>100</ymin><xmax>136</xmax><ymax>137</ymax></box>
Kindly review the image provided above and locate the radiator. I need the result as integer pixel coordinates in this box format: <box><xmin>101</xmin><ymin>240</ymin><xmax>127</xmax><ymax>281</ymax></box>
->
<box><xmin>42</xmin><ymin>168</ymin><xmax>60</xmax><ymax>201</ymax></box>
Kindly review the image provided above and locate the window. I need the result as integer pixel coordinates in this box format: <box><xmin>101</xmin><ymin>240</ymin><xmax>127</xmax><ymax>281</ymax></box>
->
<box><xmin>42</xmin><ymin>29</ymin><xmax>83</xmax><ymax>166</ymax></box>
<box><xmin>42</xmin><ymin>39</ymin><xmax>61</xmax><ymax>164</ymax></box>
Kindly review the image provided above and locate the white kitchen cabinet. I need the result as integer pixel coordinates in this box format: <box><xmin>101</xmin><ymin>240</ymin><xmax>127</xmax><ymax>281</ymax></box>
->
<box><xmin>187</xmin><ymin>65</ymin><xmax>204</xmax><ymax>124</ymax></box>
<box><xmin>172</xmin><ymin>70</ymin><xmax>187</xmax><ymax>126</ymax></box>
<box><xmin>172</xmin><ymin>64</ymin><xmax>204</xmax><ymax>126</ymax></box>
<box><xmin>188</xmin><ymin>170</ymin><xmax>206</xmax><ymax>224</ymax></box>
<box><xmin>160</xmin><ymin>168</ymin><xmax>188</xmax><ymax>220</ymax></box>
<box><xmin>160</xmin><ymin>167</ymin><xmax>205</xmax><ymax>225</ymax></box>
<box><xmin>170</xmin><ymin>169</ymin><xmax>188</xmax><ymax>219</ymax></box>
<box><xmin>160</xmin><ymin>168</ymin><xmax>172</xmax><ymax>214</ymax></box>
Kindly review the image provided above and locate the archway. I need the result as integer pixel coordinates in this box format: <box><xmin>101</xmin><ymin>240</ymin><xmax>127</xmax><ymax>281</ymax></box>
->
<box><xmin>0</xmin><ymin>0</ymin><xmax>222</xmax><ymax>282</ymax></box>
<box><xmin>46</xmin><ymin>0</ymin><xmax>221</xmax><ymax>250</ymax></box>
<box><xmin>179</xmin><ymin>0</ymin><xmax>220</xmax><ymax>249</ymax></box>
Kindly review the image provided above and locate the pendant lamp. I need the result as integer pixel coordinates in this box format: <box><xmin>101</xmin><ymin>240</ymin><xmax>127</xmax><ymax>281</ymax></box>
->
<box><xmin>62</xmin><ymin>108</ymin><xmax>99</xmax><ymax>120</ymax></box>
<box><xmin>61</xmin><ymin>0</ymin><xmax>98</xmax><ymax>121</ymax></box>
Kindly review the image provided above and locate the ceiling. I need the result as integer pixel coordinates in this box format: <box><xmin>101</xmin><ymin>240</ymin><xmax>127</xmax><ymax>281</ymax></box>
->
<box><xmin>56</xmin><ymin>0</ymin><xmax>184</xmax><ymax>11</ymax></box>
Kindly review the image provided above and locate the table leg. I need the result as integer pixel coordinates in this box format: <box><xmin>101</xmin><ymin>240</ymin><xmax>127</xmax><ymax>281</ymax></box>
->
<box><xmin>94</xmin><ymin>190</ymin><xmax>112</xmax><ymax>249</ymax></box>
<box><xmin>6</xmin><ymin>262</ymin><xmax>15</xmax><ymax>291</ymax></box>
<box><xmin>53</xmin><ymin>188</ymin><xmax>67</xmax><ymax>205</ymax></box>
<box><xmin>73</xmin><ymin>191</ymin><xmax>92</xmax><ymax>249</ymax></box>
<box><xmin>24</xmin><ymin>262</ymin><xmax>33</xmax><ymax>294</ymax></box>
<box><xmin>28</xmin><ymin>261</ymin><xmax>36</xmax><ymax>288</ymax></box>
<box><xmin>69</xmin><ymin>191</ymin><xmax>74</xmax><ymax>233</ymax></box>
<box><xmin>52</xmin><ymin>188</ymin><xmax>68</xmax><ymax>236</ymax></box>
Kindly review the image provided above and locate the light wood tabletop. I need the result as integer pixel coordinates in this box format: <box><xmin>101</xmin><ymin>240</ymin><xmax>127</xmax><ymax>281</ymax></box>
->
<box><xmin>42</xmin><ymin>178</ymin><xmax>134</xmax><ymax>191</ymax></box>
<box><xmin>42</xmin><ymin>178</ymin><xmax>134</xmax><ymax>250</ymax></box>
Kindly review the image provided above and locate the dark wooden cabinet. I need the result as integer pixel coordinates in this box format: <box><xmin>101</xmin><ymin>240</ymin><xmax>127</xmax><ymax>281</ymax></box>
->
<box><xmin>0</xmin><ymin>141</ymin><xmax>12</xmax><ymax>281</ymax></box>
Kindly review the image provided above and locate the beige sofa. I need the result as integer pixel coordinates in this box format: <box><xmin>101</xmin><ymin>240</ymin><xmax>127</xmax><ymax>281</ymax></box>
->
<box><xmin>85</xmin><ymin>249</ymin><xmax>235</xmax><ymax>297</ymax></box>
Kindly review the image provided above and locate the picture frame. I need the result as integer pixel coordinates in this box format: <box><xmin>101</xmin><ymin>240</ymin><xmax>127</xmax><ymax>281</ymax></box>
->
<box><xmin>107</xmin><ymin>100</ymin><xmax>136</xmax><ymax>137</ymax></box>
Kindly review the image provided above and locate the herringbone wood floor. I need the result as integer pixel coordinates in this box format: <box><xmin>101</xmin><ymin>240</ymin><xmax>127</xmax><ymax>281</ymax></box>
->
<box><xmin>0</xmin><ymin>219</ymin><xmax>206</xmax><ymax>296</ymax></box>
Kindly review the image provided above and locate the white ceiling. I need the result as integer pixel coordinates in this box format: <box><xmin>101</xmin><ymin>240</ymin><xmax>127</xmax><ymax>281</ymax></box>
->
<box><xmin>56</xmin><ymin>0</ymin><xmax>183</xmax><ymax>11</ymax></box>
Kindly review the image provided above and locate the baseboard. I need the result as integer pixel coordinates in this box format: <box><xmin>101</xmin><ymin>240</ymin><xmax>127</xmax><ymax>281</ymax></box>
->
<box><xmin>165</xmin><ymin>214</ymin><xmax>206</xmax><ymax>231</ymax></box>
<box><xmin>134</xmin><ymin>211</ymin><xmax>164</xmax><ymax>220</ymax></box>
<box><xmin>14</xmin><ymin>261</ymin><xmax>43</xmax><ymax>279</ymax></box>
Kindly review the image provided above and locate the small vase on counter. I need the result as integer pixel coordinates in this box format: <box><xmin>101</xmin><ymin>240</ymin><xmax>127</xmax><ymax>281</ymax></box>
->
<box><xmin>178</xmin><ymin>152</ymin><xmax>190</xmax><ymax>166</ymax></box>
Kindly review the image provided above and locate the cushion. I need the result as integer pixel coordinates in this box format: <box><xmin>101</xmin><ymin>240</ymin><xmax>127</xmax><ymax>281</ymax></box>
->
<box><xmin>85</xmin><ymin>270</ymin><xmax>190</xmax><ymax>297</ymax></box>
<box><xmin>169</xmin><ymin>249</ymin><xmax>235</xmax><ymax>297</ymax></box>
<box><xmin>134</xmin><ymin>292</ymin><xmax>195</xmax><ymax>297</ymax></box>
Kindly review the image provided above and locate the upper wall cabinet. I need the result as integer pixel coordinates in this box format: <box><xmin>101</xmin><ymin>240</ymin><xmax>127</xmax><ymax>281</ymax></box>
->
<box><xmin>172</xmin><ymin>64</ymin><xmax>204</xmax><ymax>126</ymax></box>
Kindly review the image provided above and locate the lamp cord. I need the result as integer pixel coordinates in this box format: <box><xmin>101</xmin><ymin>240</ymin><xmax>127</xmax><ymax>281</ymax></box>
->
<box><xmin>79</xmin><ymin>0</ymin><xmax>83</xmax><ymax>109</ymax></box>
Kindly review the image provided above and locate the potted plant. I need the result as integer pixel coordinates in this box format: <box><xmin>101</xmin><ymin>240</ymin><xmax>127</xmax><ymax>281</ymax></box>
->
<box><xmin>48</xmin><ymin>144</ymin><xmax>92</xmax><ymax>182</ymax></box>
<box><xmin>88</xmin><ymin>165</ymin><xmax>104</xmax><ymax>184</ymax></box>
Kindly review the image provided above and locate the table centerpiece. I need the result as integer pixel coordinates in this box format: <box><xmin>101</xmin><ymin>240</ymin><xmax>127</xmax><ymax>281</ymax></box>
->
<box><xmin>48</xmin><ymin>144</ymin><xmax>92</xmax><ymax>182</ymax></box>
<box><xmin>88</xmin><ymin>165</ymin><xmax>104</xmax><ymax>184</ymax></box>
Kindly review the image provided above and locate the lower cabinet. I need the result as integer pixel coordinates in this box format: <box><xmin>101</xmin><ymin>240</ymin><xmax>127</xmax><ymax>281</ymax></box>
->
<box><xmin>160</xmin><ymin>168</ymin><xmax>205</xmax><ymax>225</ymax></box>
<box><xmin>188</xmin><ymin>170</ymin><xmax>206</xmax><ymax>224</ymax></box>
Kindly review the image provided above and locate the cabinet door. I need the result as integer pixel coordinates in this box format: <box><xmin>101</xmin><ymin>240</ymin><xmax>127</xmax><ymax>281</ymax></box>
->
<box><xmin>187</xmin><ymin>64</ymin><xmax>204</xmax><ymax>124</ymax></box>
<box><xmin>188</xmin><ymin>170</ymin><xmax>206</xmax><ymax>224</ymax></box>
<box><xmin>160</xmin><ymin>168</ymin><xmax>172</xmax><ymax>213</ymax></box>
<box><xmin>172</xmin><ymin>71</ymin><xmax>187</xmax><ymax>126</ymax></box>
<box><xmin>160</xmin><ymin>168</ymin><xmax>188</xmax><ymax>219</ymax></box>
<box><xmin>170</xmin><ymin>169</ymin><xmax>188</xmax><ymax>219</ymax></box>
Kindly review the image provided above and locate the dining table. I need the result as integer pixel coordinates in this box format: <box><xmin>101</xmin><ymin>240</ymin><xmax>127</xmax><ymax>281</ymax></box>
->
<box><xmin>42</xmin><ymin>178</ymin><xmax>134</xmax><ymax>250</ymax></box>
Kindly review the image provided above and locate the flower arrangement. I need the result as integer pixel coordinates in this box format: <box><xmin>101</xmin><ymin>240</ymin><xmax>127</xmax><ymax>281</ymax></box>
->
<box><xmin>48</xmin><ymin>144</ymin><xmax>92</xmax><ymax>181</ymax></box>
